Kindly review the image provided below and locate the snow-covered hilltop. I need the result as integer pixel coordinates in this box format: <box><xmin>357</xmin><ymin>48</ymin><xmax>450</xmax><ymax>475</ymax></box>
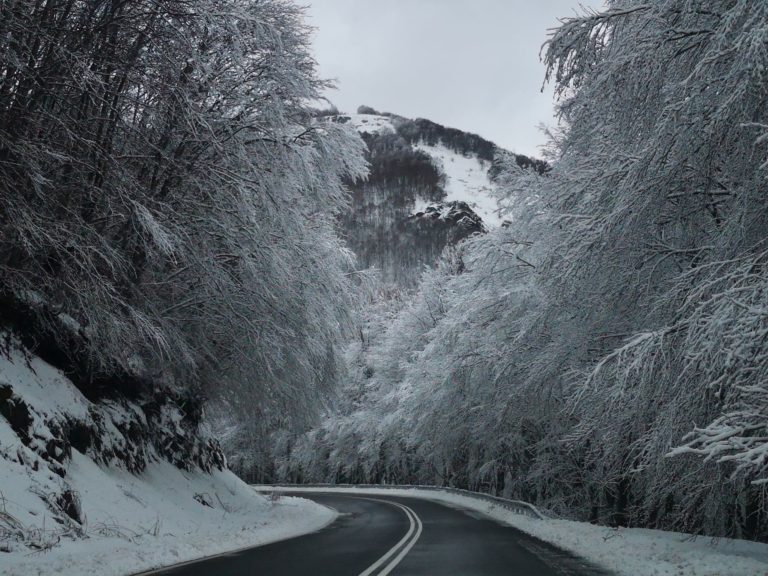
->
<box><xmin>345</xmin><ymin>111</ymin><xmax>397</xmax><ymax>136</ymax></box>
<box><xmin>333</xmin><ymin>106</ymin><xmax>546</xmax><ymax>288</ymax></box>
<box><xmin>345</xmin><ymin>107</ymin><xmax>509</xmax><ymax>227</ymax></box>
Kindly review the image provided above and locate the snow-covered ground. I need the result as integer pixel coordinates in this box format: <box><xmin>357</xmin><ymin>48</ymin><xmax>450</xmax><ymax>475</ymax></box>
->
<box><xmin>412</xmin><ymin>143</ymin><xmax>501</xmax><ymax>227</ymax></box>
<box><xmin>0</xmin><ymin>347</ymin><xmax>335</xmax><ymax>576</ymax></box>
<box><xmin>257</xmin><ymin>486</ymin><xmax>768</xmax><ymax>576</ymax></box>
<box><xmin>346</xmin><ymin>113</ymin><xmax>396</xmax><ymax>135</ymax></box>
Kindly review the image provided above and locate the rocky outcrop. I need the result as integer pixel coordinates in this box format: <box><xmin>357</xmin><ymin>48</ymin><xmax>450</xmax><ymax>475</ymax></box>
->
<box><xmin>410</xmin><ymin>201</ymin><xmax>487</xmax><ymax>235</ymax></box>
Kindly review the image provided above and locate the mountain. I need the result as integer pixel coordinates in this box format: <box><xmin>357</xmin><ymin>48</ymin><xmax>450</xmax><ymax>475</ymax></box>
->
<box><xmin>331</xmin><ymin>106</ymin><xmax>547</xmax><ymax>289</ymax></box>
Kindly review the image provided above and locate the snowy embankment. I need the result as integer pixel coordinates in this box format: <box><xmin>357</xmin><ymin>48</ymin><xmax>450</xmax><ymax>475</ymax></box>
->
<box><xmin>255</xmin><ymin>486</ymin><xmax>768</xmax><ymax>576</ymax></box>
<box><xmin>0</xmin><ymin>346</ymin><xmax>335</xmax><ymax>576</ymax></box>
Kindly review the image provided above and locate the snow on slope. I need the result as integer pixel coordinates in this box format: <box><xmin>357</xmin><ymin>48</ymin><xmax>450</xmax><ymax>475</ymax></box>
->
<box><xmin>0</xmin><ymin>346</ymin><xmax>335</xmax><ymax>576</ymax></box>
<box><xmin>413</xmin><ymin>142</ymin><xmax>501</xmax><ymax>227</ymax></box>
<box><xmin>346</xmin><ymin>112</ymin><xmax>503</xmax><ymax>227</ymax></box>
<box><xmin>259</xmin><ymin>486</ymin><xmax>768</xmax><ymax>576</ymax></box>
<box><xmin>346</xmin><ymin>113</ymin><xmax>396</xmax><ymax>135</ymax></box>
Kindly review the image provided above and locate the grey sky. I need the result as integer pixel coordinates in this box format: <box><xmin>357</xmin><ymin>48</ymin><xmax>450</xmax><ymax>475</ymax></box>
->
<box><xmin>306</xmin><ymin>0</ymin><xmax>602</xmax><ymax>157</ymax></box>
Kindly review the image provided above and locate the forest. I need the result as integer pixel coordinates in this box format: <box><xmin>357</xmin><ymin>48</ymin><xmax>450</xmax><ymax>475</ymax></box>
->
<box><xmin>0</xmin><ymin>0</ymin><xmax>367</xmax><ymax>471</ymax></box>
<box><xmin>275</xmin><ymin>0</ymin><xmax>768</xmax><ymax>541</ymax></box>
<box><xmin>2</xmin><ymin>0</ymin><xmax>768</xmax><ymax>547</ymax></box>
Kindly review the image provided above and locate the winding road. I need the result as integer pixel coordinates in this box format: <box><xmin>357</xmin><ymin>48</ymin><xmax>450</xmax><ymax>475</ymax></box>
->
<box><xmin>144</xmin><ymin>492</ymin><xmax>608</xmax><ymax>575</ymax></box>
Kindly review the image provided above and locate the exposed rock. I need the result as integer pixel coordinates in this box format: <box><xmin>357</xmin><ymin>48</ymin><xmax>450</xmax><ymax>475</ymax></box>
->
<box><xmin>410</xmin><ymin>201</ymin><xmax>487</xmax><ymax>235</ymax></box>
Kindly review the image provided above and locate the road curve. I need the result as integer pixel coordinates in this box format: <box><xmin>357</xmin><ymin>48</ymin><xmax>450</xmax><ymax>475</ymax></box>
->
<box><xmin>143</xmin><ymin>492</ymin><xmax>609</xmax><ymax>575</ymax></box>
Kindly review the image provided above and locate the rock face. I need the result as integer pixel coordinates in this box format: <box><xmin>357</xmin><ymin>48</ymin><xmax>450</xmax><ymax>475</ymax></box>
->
<box><xmin>411</xmin><ymin>201</ymin><xmax>487</xmax><ymax>235</ymax></box>
<box><xmin>333</xmin><ymin>108</ymin><xmax>522</xmax><ymax>289</ymax></box>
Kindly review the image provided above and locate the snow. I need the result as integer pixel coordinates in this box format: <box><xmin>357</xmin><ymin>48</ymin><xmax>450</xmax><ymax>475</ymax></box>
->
<box><xmin>0</xmin><ymin>346</ymin><xmax>89</xmax><ymax>421</ymax></box>
<box><xmin>346</xmin><ymin>113</ymin><xmax>396</xmax><ymax>135</ymax></box>
<box><xmin>0</xmin><ymin>462</ymin><xmax>335</xmax><ymax>576</ymax></box>
<box><xmin>256</xmin><ymin>486</ymin><xmax>768</xmax><ymax>576</ymax></box>
<box><xmin>0</xmin><ymin>347</ymin><xmax>336</xmax><ymax>576</ymax></box>
<box><xmin>347</xmin><ymin>112</ymin><xmax>503</xmax><ymax>228</ymax></box>
<box><xmin>412</xmin><ymin>143</ymin><xmax>502</xmax><ymax>227</ymax></box>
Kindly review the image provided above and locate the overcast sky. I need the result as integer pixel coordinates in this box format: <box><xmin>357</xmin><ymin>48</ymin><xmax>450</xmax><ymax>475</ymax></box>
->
<box><xmin>306</xmin><ymin>0</ymin><xmax>603</xmax><ymax>157</ymax></box>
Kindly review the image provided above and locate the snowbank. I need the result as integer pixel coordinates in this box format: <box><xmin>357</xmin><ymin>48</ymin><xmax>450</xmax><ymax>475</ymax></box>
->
<box><xmin>0</xmin><ymin>347</ymin><xmax>335</xmax><ymax>576</ymax></box>
<box><xmin>1</xmin><ymin>463</ymin><xmax>334</xmax><ymax>576</ymax></box>
<box><xmin>255</xmin><ymin>486</ymin><xmax>768</xmax><ymax>576</ymax></box>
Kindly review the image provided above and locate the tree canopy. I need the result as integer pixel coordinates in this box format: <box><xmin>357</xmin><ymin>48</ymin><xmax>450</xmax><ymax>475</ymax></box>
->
<box><xmin>0</xmin><ymin>0</ymin><xmax>367</xmax><ymax>456</ymax></box>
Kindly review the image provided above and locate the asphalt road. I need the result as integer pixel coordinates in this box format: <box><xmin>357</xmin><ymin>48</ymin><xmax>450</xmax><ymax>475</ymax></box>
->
<box><xmin>144</xmin><ymin>492</ymin><xmax>608</xmax><ymax>576</ymax></box>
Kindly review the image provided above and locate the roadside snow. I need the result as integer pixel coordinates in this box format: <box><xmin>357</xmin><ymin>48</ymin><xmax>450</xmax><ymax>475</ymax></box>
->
<box><xmin>256</xmin><ymin>486</ymin><xmax>768</xmax><ymax>576</ymax></box>
<box><xmin>412</xmin><ymin>143</ymin><xmax>501</xmax><ymax>227</ymax></box>
<box><xmin>0</xmin><ymin>348</ymin><xmax>336</xmax><ymax>576</ymax></box>
<box><xmin>1</xmin><ymin>463</ymin><xmax>335</xmax><ymax>576</ymax></box>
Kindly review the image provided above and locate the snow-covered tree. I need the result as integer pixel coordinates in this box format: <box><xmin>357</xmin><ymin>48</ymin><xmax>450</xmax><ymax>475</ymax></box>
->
<box><xmin>0</xmin><ymin>0</ymin><xmax>367</xmax><ymax>467</ymax></box>
<box><xmin>280</xmin><ymin>0</ymin><xmax>768</xmax><ymax>540</ymax></box>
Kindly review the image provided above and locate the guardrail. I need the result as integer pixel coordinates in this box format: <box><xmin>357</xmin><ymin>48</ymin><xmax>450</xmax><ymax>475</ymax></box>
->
<box><xmin>252</xmin><ymin>483</ymin><xmax>549</xmax><ymax>521</ymax></box>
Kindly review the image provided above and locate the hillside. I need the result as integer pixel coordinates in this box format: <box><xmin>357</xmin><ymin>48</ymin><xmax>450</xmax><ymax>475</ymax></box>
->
<box><xmin>334</xmin><ymin>107</ymin><xmax>546</xmax><ymax>289</ymax></box>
